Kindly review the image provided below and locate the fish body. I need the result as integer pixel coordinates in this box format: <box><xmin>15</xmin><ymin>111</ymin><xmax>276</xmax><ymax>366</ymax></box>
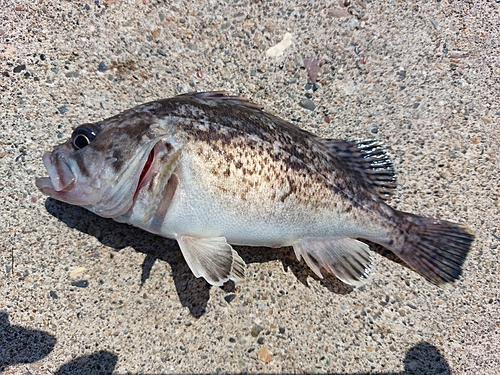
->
<box><xmin>36</xmin><ymin>92</ymin><xmax>474</xmax><ymax>287</ymax></box>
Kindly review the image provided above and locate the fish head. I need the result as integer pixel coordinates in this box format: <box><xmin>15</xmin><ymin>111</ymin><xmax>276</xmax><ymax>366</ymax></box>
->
<box><xmin>36</xmin><ymin>108</ymin><xmax>172</xmax><ymax>218</ymax></box>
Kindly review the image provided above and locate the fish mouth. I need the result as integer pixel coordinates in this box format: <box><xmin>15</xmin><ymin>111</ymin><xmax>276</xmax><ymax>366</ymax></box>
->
<box><xmin>36</xmin><ymin>152</ymin><xmax>76</xmax><ymax>196</ymax></box>
<box><xmin>35</xmin><ymin>176</ymin><xmax>75</xmax><ymax>195</ymax></box>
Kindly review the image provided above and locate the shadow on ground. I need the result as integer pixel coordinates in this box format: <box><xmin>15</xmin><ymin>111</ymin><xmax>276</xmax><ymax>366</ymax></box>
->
<box><xmin>0</xmin><ymin>314</ymin><xmax>450</xmax><ymax>375</ymax></box>
<box><xmin>0</xmin><ymin>311</ymin><xmax>56</xmax><ymax>372</ymax></box>
<box><xmin>51</xmin><ymin>341</ymin><xmax>450</xmax><ymax>374</ymax></box>
<box><xmin>45</xmin><ymin>198</ymin><xmax>361</xmax><ymax>317</ymax></box>
<box><xmin>54</xmin><ymin>351</ymin><xmax>118</xmax><ymax>375</ymax></box>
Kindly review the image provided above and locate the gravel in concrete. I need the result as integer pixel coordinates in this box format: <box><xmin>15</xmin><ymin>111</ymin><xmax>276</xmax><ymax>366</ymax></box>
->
<box><xmin>1</xmin><ymin>0</ymin><xmax>499</xmax><ymax>374</ymax></box>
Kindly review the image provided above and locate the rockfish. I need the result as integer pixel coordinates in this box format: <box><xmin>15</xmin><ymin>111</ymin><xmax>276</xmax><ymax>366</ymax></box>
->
<box><xmin>36</xmin><ymin>92</ymin><xmax>474</xmax><ymax>287</ymax></box>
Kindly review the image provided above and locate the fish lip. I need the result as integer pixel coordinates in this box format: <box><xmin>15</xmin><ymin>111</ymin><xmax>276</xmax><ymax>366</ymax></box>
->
<box><xmin>40</xmin><ymin>151</ymin><xmax>76</xmax><ymax>192</ymax></box>
<box><xmin>35</xmin><ymin>176</ymin><xmax>75</xmax><ymax>196</ymax></box>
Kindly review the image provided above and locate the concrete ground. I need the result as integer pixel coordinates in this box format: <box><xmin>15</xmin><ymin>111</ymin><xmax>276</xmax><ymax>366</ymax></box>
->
<box><xmin>1</xmin><ymin>0</ymin><xmax>499</xmax><ymax>374</ymax></box>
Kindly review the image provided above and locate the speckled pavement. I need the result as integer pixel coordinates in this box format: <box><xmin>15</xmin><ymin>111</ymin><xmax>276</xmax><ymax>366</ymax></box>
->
<box><xmin>1</xmin><ymin>1</ymin><xmax>499</xmax><ymax>374</ymax></box>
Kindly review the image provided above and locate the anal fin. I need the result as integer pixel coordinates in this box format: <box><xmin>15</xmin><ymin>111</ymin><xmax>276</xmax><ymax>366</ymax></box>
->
<box><xmin>293</xmin><ymin>237</ymin><xmax>373</xmax><ymax>287</ymax></box>
<box><xmin>176</xmin><ymin>235</ymin><xmax>246</xmax><ymax>286</ymax></box>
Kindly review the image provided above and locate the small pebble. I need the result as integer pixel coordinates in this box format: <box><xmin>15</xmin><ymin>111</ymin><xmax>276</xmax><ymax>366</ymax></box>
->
<box><xmin>71</xmin><ymin>280</ymin><xmax>89</xmax><ymax>288</ymax></box>
<box><xmin>371</xmin><ymin>128</ymin><xmax>379</xmax><ymax>134</ymax></box>
<box><xmin>251</xmin><ymin>325</ymin><xmax>264</xmax><ymax>337</ymax></box>
<box><xmin>50</xmin><ymin>291</ymin><xmax>59</xmax><ymax>299</ymax></box>
<box><xmin>347</xmin><ymin>18</ymin><xmax>359</xmax><ymax>29</ymax></box>
<box><xmin>258</xmin><ymin>346</ymin><xmax>272</xmax><ymax>363</ymax></box>
<box><xmin>157</xmin><ymin>49</ymin><xmax>166</xmax><ymax>56</ymax></box>
<box><xmin>57</xmin><ymin>105</ymin><xmax>68</xmax><ymax>114</ymax></box>
<box><xmin>299</xmin><ymin>99</ymin><xmax>316</xmax><ymax>111</ymax></box>
<box><xmin>257</xmin><ymin>336</ymin><xmax>265</xmax><ymax>345</ymax></box>
<box><xmin>279</xmin><ymin>326</ymin><xmax>285</xmax><ymax>334</ymax></box>
<box><xmin>13</xmin><ymin>64</ymin><xmax>26</xmax><ymax>73</ymax></box>
<box><xmin>40</xmin><ymin>53</ymin><xmax>46</xmax><ymax>60</ymax></box>
<box><xmin>97</xmin><ymin>61</ymin><xmax>108</xmax><ymax>72</ymax></box>
<box><xmin>412</xmin><ymin>102</ymin><xmax>420</xmax><ymax>109</ymax></box>
<box><xmin>224</xmin><ymin>294</ymin><xmax>236</xmax><ymax>304</ymax></box>
<box><xmin>84</xmin><ymin>3</ymin><xmax>90</xmax><ymax>10</ymax></box>
<box><xmin>406</xmin><ymin>303</ymin><xmax>418</xmax><ymax>310</ymax></box>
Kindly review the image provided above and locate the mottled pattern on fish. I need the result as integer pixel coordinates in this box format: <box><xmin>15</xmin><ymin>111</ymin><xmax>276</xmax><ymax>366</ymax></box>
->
<box><xmin>36</xmin><ymin>92</ymin><xmax>474</xmax><ymax>288</ymax></box>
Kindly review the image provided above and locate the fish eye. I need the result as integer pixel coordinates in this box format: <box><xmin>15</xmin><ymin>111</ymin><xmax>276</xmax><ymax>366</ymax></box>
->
<box><xmin>71</xmin><ymin>125</ymin><xmax>97</xmax><ymax>149</ymax></box>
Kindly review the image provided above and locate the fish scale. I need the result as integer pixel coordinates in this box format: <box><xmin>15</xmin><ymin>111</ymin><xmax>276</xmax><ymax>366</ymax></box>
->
<box><xmin>36</xmin><ymin>91</ymin><xmax>474</xmax><ymax>288</ymax></box>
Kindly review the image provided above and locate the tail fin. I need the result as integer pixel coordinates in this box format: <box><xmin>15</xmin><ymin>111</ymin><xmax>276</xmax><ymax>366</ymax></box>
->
<box><xmin>392</xmin><ymin>214</ymin><xmax>475</xmax><ymax>285</ymax></box>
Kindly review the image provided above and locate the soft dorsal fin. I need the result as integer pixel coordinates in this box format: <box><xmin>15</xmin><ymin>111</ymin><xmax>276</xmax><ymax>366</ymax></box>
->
<box><xmin>320</xmin><ymin>139</ymin><xmax>397</xmax><ymax>199</ymax></box>
<box><xmin>177</xmin><ymin>91</ymin><xmax>264</xmax><ymax>111</ymax></box>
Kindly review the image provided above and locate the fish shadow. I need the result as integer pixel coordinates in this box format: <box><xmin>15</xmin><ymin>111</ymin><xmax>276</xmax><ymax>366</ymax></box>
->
<box><xmin>43</xmin><ymin>198</ymin><xmax>409</xmax><ymax>317</ymax></box>
<box><xmin>0</xmin><ymin>311</ymin><xmax>56</xmax><ymax>372</ymax></box>
<box><xmin>45</xmin><ymin>198</ymin><xmax>210</xmax><ymax>317</ymax></box>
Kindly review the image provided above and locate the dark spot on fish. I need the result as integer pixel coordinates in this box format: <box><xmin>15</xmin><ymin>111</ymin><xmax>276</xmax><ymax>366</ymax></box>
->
<box><xmin>224</xmin><ymin>168</ymin><xmax>231</xmax><ymax>177</ymax></box>
<box><xmin>149</xmin><ymin>173</ymin><xmax>178</xmax><ymax>232</ymax></box>
<box><xmin>73</xmin><ymin>151</ymin><xmax>90</xmax><ymax>177</ymax></box>
<box><xmin>279</xmin><ymin>177</ymin><xmax>297</xmax><ymax>202</ymax></box>
<box><xmin>235</xmin><ymin>161</ymin><xmax>243</xmax><ymax>169</ymax></box>
<box><xmin>112</xmin><ymin>149</ymin><xmax>124</xmax><ymax>171</ymax></box>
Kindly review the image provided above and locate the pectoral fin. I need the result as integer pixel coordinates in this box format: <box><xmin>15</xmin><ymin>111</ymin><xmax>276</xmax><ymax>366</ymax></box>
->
<box><xmin>293</xmin><ymin>237</ymin><xmax>373</xmax><ymax>287</ymax></box>
<box><xmin>176</xmin><ymin>235</ymin><xmax>246</xmax><ymax>286</ymax></box>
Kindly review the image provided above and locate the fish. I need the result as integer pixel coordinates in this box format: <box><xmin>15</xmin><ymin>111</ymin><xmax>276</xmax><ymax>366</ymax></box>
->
<box><xmin>36</xmin><ymin>92</ymin><xmax>474</xmax><ymax>287</ymax></box>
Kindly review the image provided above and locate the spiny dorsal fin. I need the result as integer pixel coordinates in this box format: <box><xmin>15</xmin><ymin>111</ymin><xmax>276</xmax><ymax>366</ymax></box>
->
<box><xmin>320</xmin><ymin>139</ymin><xmax>397</xmax><ymax>199</ymax></box>
<box><xmin>177</xmin><ymin>91</ymin><xmax>264</xmax><ymax>111</ymax></box>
